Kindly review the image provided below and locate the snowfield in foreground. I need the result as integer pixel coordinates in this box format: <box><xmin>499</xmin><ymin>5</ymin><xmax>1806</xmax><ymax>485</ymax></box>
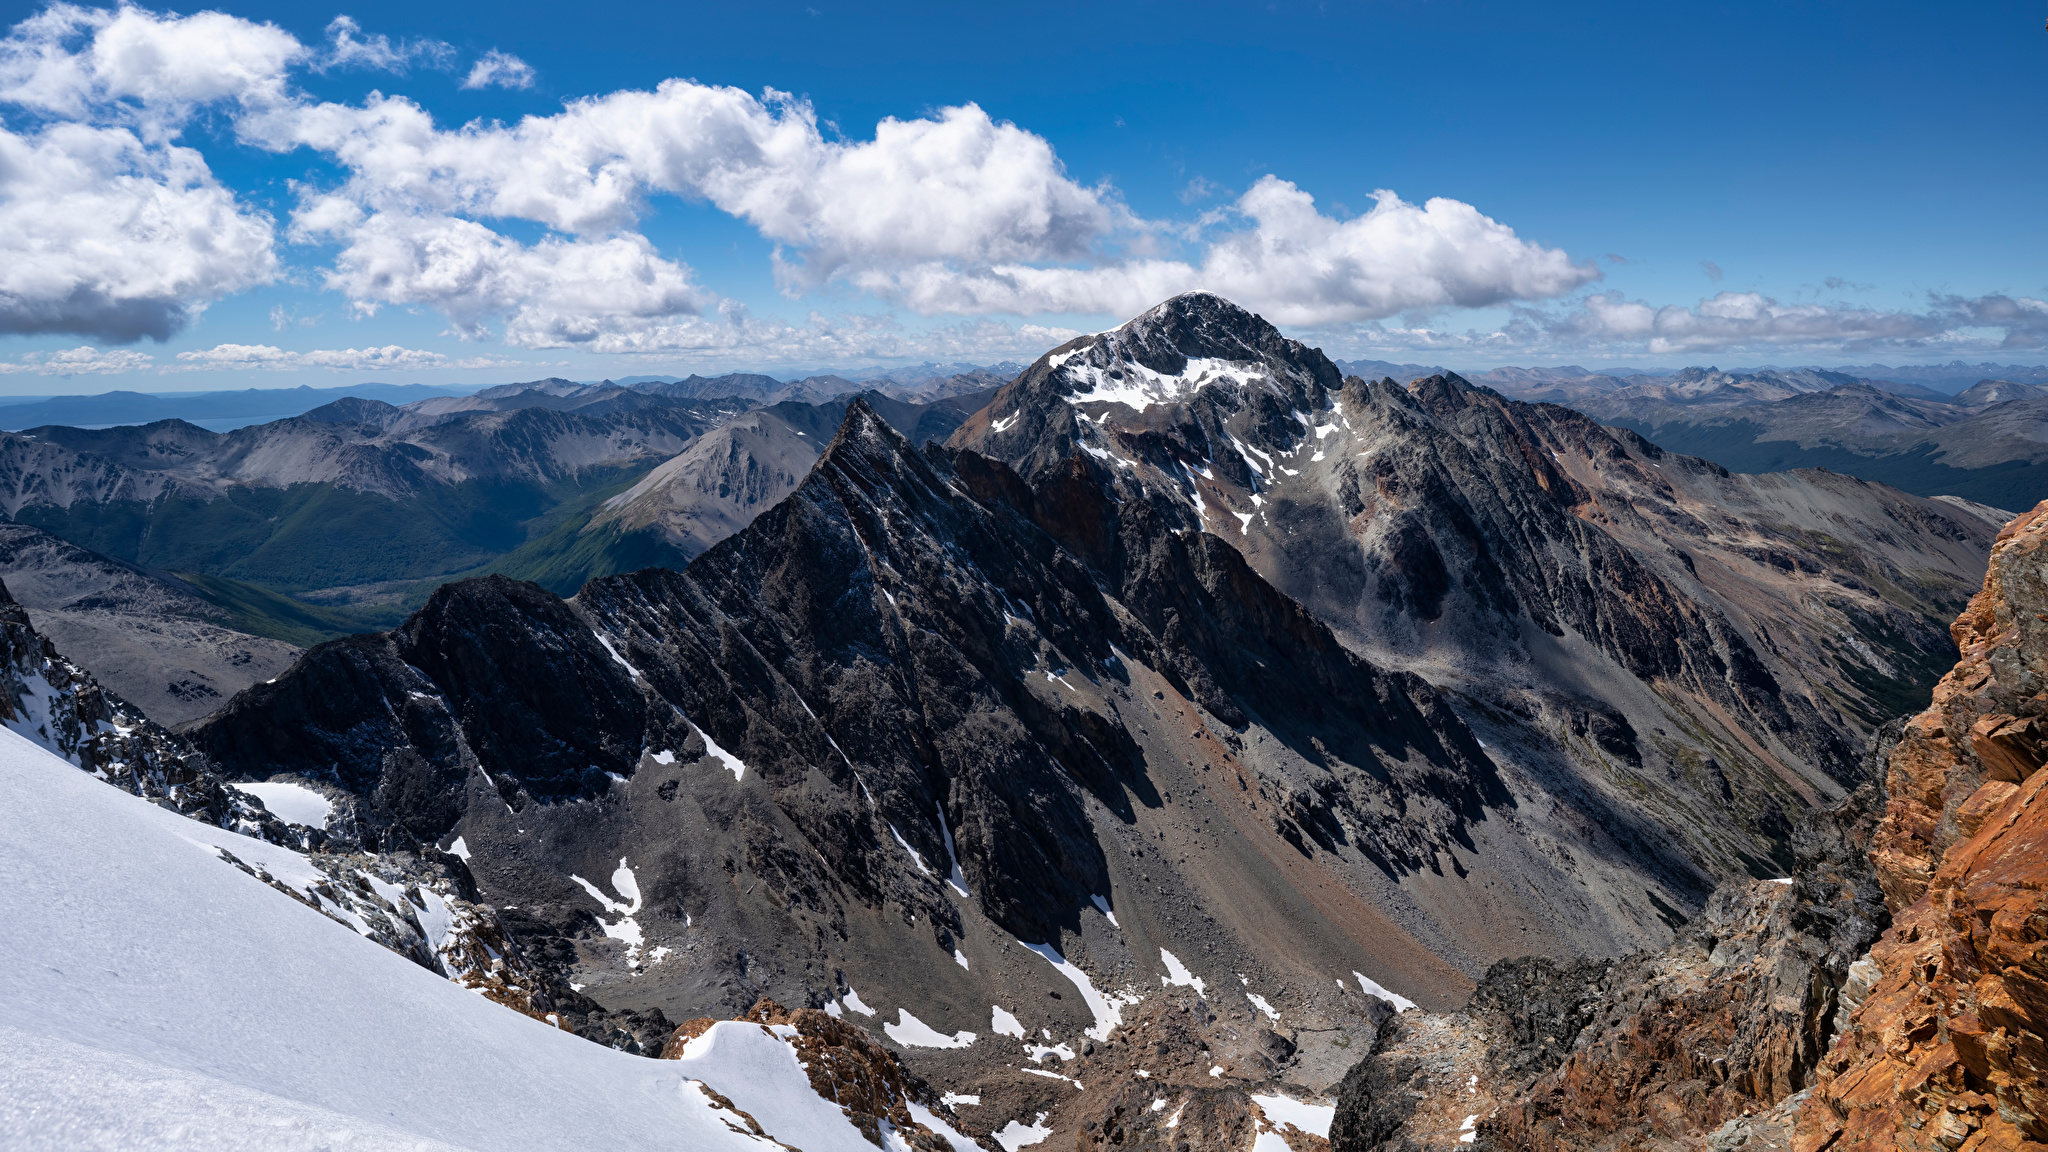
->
<box><xmin>0</xmin><ymin>726</ymin><xmax>969</xmax><ymax>1151</ymax></box>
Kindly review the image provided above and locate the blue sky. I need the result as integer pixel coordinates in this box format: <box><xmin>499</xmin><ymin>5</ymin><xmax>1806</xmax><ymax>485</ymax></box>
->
<box><xmin>0</xmin><ymin>0</ymin><xmax>2042</xmax><ymax>392</ymax></box>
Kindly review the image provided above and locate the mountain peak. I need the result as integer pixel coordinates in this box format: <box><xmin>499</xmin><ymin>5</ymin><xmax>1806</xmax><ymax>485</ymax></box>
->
<box><xmin>1013</xmin><ymin>292</ymin><xmax>1340</xmax><ymax>414</ymax></box>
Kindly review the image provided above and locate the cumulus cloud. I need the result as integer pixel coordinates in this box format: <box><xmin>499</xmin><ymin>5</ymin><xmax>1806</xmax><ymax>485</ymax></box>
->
<box><xmin>846</xmin><ymin>179</ymin><xmax>1597</xmax><ymax>325</ymax></box>
<box><xmin>0</xmin><ymin>122</ymin><xmax>278</xmax><ymax>341</ymax></box>
<box><xmin>245</xmin><ymin>78</ymin><xmax>1594</xmax><ymax>333</ymax></box>
<box><xmin>288</xmin><ymin>206</ymin><xmax>713</xmax><ymax>346</ymax></box>
<box><xmin>0</xmin><ymin>3</ymin><xmax>303</xmax><ymax>137</ymax></box>
<box><xmin>0</xmin><ymin>345</ymin><xmax>154</xmax><ymax>374</ymax></box>
<box><xmin>461</xmin><ymin>50</ymin><xmax>533</xmax><ymax>90</ymax></box>
<box><xmin>173</xmin><ymin>342</ymin><xmax>520</xmax><ymax>370</ymax></box>
<box><xmin>0</xmin><ymin>5</ymin><xmax>292</xmax><ymax>341</ymax></box>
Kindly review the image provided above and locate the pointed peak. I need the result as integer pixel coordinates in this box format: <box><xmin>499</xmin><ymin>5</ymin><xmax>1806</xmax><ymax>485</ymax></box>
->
<box><xmin>819</xmin><ymin>394</ymin><xmax>919</xmax><ymax>471</ymax></box>
<box><xmin>1018</xmin><ymin>292</ymin><xmax>1339</xmax><ymax>412</ymax></box>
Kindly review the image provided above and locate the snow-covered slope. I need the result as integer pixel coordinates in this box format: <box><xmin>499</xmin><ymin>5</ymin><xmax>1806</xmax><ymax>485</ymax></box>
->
<box><xmin>0</xmin><ymin>724</ymin><xmax>973</xmax><ymax>1151</ymax></box>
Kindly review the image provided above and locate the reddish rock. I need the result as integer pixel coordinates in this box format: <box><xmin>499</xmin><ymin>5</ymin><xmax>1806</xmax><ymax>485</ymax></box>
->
<box><xmin>1795</xmin><ymin>501</ymin><xmax>2048</xmax><ymax>1152</ymax></box>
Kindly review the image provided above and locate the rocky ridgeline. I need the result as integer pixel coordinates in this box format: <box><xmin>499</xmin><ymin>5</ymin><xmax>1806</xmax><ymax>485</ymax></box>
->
<box><xmin>0</xmin><ymin>577</ymin><xmax>267</xmax><ymax>832</ymax></box>
<box><xmin>0</xmin><ymin>575</ymin><xmax>684</xmax><ymax>1057</ymax></box>
<box><xmin>1795</xmin><ymin>501</ymin><xmax>2048</xmax><ymax>1152</ymax></box>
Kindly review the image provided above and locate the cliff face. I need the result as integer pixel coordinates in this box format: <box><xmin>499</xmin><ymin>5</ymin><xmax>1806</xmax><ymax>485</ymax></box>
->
<box><xmin>1796</xmin><ymin>502</ymin><xmax>2048</xmax><ymax>1152</ymax></box>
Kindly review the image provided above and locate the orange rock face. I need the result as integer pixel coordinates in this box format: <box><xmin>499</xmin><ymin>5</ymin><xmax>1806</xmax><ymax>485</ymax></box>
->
<box><xmin>1797</xmin><ymin>502</ymin><xmax>2048</xmax><ymax>1152</ymax></box>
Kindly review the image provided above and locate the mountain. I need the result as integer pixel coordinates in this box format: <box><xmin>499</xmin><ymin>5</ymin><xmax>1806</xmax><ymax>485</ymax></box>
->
<box><xmin>1953</xmin><ymin>377</ymin><xmax>2048</xmax><ymax>407</ymax></box>
<box><xmin>1334</xmin><ymin>358</ymin><xmax>1448</xmax><ymax>384</ymax></box>
<box><xmin>0</xmin><ymin>399</ymin><xmax>747</xmax><ymax>604</ymax></box>
<box><xmin>0</xmin><ymin>382</ymin><xmax>489</xmax><ymax>433</ymax></box>
<box><xmin>1832</xmin><ymin>360</ymin><xmax>2048</xmax><ymax>395</ymax></box>
<box><xmin>169</xmin><ymin>393</ymin><xmax>1617</xmax><ymax>1141</ymax></box>
<box><xmin>0</xmin><ymin>522</ymin><xmax>299</xmax><ymax>723</ymax></box>
<box><xmin>1593</xmin><ymin>384</ymin><xmax>2048</xmax><ymax>509</ymax></box>
<box><xmin>951</xmin><ymin>293</ymin><xmax>2000</xmax><ymax>915</ymax></box>
<box><xmin>462</xmin><ymin>387</ymin><xmax>1000</xmax><ymax>596</ymax></box>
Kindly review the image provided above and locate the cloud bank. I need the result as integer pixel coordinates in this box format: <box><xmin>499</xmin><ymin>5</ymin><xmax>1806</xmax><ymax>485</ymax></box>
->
<box><xmin>0</xmin><ymin>3</ymin><xmax>2038</xmax><ymax>367</ymax></box>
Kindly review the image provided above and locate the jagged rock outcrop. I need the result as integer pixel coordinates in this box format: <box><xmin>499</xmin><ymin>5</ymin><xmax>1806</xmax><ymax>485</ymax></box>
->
<box><xmin>1795</xmin><ymin>501</ymin><xmax>2048</xmax><ymax>1152</ymax></box>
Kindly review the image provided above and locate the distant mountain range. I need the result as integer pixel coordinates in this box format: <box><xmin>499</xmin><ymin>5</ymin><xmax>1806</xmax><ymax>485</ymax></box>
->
<box><xmin>0</xmin><ymin>375</ymin><xmax>1003</xmax><ymax>647</ymax></box>
<box><xmin>0</xmin><ymin>382</ymin><xmax>490</xmax><ymax>432</ymax></box>
<box><xmin>0</xmin><ymin>363</ymin><xmax>1025</xmax><ymax>433</ymax></box>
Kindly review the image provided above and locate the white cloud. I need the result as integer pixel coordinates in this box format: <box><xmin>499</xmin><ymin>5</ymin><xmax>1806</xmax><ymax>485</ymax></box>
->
<box><xmin>1306</xmin><ymin>291</ymin><xmax>2048</xmax><ymax>359</ymax></box>
<box><xmin>321</xmin><ymin>16</ymin><xmax>453</xmax><ymax>75</ymax></box>
<box><xmin>462</xmin><ymin>50</ymin><xmax>533</xmax><ymax>90</ymax></box>
<box><xmin>1562</xmin><ymin>291</ymin><xmax>1950</xmax><ymax>355</ymax></box>
<box><xmin>0</xmin><ymin>3</ymin><xmax>303</xmax><ymax>138</ymax></box>
<box><xmin>252</xmin><ymin>82</ymin><xmax>1593</xmax><ymax>337</ymax></box>
<box><xmin>0</xmin><ymin>122</ymin><xmax>278</xmax><ymax>341</ymax></box>
<box><xmin>534</xmin><ymin>303</ymin><xmax>1082</xmax><ymax>364</ymax></box>
<box><xmin>174</xmin><ymin>343</ymin><xmax>522</xmax><ymax>371</ymax></box>
<box><xmin>0</xmin><ymin>345</ymin><xmax>154</xmax><ymax>374</ymax></box>
<box><xmin>861</xmin><ymin>179</ymin><xmax>1597</xmax><ymax>324</ymax></box>
<box><xmin>289</xmin><ymin>206</ymin><xmax>712</xmax><ymax>346</ymax></box>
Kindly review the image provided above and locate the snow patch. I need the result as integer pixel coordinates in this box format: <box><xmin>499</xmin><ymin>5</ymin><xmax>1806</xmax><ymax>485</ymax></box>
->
<box><xmin>991</xmin><ymin>1006</ymin><xmax>1025</xmax><ymax>1038</ymax></box>
<box><xmin>1090</xmin><ymin>893</ymin><xmax>1119</xmax><ymax>928</ymax></box>
<box><xmin>942</xmin><ymin>1093</ymin><xmax>980</xmax><ymax>1107</ymax></box>
<box><xmin>690</xmin><ymin>724</ymin><xmax>746</xmax><ymax>781</ymax></box>
<box><xmin>1352</xmin><ymin>971</ymin><xmax>1417</xmax><ymax>1012</ymax></box>
<box><xmin>569</xmin><ymin>859</ymin><xmax>646</xmax><ymax>967</ymax></box>
<box><xmin>841</xmin><ymin>987</ymin><xmax>876</xmax><ymax>1016</ymax></box>
<box><xmin>591</xmin><ymin>632</ymin><xmax>641</xmax><ymax>680</ymax></box>
<box><xmin>446</xmin><ymin>836</ymin><xmax>470</xmax><ymax>861</ymax></box>
<box><xmin>1252</xmin><ymin>1094</ymin><xmax>1335</xmax><ymax>1137</ymax></box>
<box><xmin>1246</xmin><ymin>993</ymin><xmax>1280</xmax><ymax>1022</ymax></box>
<box><xmin>954</xmin><ymin>949</ymin><xmax>970</xmax><ymax>971</ymax></box>
<box><xmin>883</xmin><ymin>1009</ymin><xmax>975</xmax><ymax>1049</ymax></box>
<box><xmin>889</xmin><ymin>824</ymin><xmax>934</xmax><ymax>876</ymax></box>
<box><xmin>1159</xmin><ymin>949</ymin><xmax>1206</xmax><ymax>997</ymax></box>
<box><xmin>651</xmin><ymin>749</ymin><xmax>675</xmax><ymax>765</ymax></box>
<box><xmin>994</xmin><ymin>1112</ymin><xmax>1052</xmax><ymax>1150</ymax></box>
<box><xmin>1025</xmin><ymin>1041</ymin><xmax>1075</xmax><ymax>1063</ymax></box>
<box><xmin>235</xmin><ymin>781</ymin><xmax>331</xmax><ymax>829</ymax></box>
<box><xmin>937</xmin><ymin>804</ymin><xmax>970</xmax><ymax>897</ymax></box>
<box><xmin>990</xmin><ymin>412</ymin><xmax>1019</xmax><ymax>433</ymax></box>
<box><xmin>1018</xmin><ymin>941</ymin><xmax>1140</xmax><ymax>1041</ymax></box>
<box><xmin>1064</xmin><ymin>357</ymin><xmax>1282</xmax><ymax>412</ymax></box>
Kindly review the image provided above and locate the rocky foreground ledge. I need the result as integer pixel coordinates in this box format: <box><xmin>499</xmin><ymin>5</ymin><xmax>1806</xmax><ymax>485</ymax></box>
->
<box><xmin>1326</xmin><ymin>501</ymin><xmax>2048</xmax><ymax>1152</ymax></box>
